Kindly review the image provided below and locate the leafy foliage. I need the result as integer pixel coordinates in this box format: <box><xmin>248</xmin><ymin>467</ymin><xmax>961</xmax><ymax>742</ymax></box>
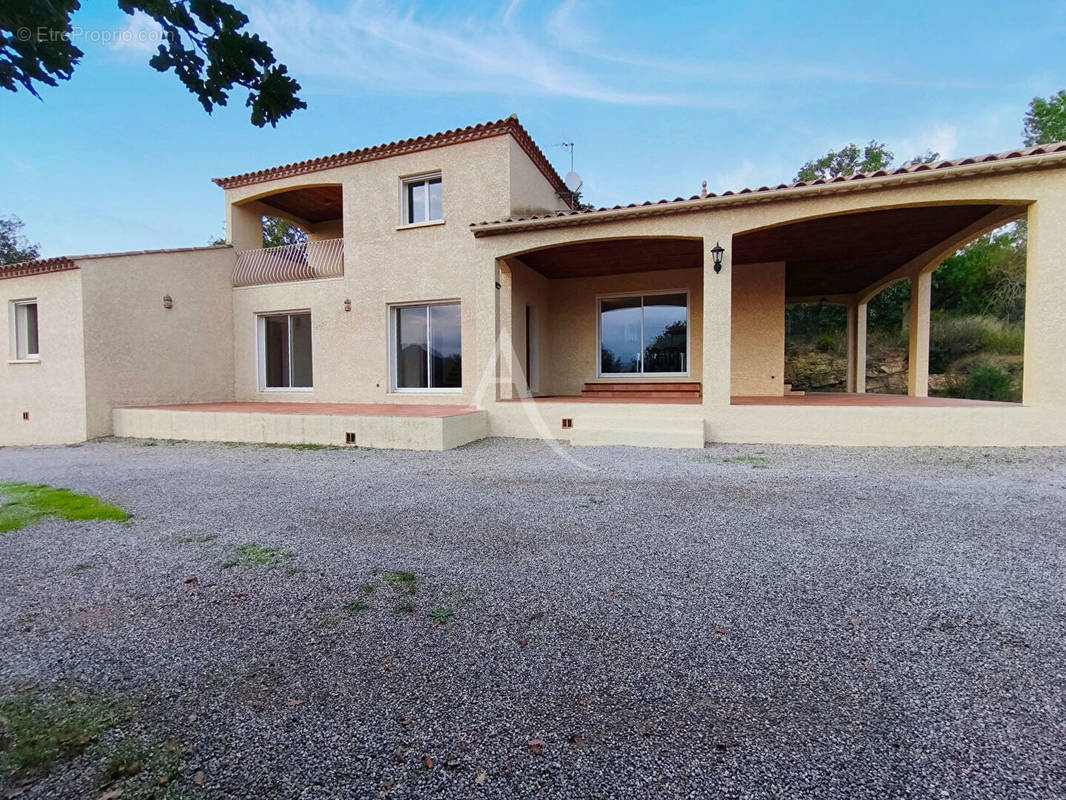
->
<box><xmin>933</xmin><ymin>224</ymin><xmax>1026</xmax><ymax>321</ymax></box>
<box><xmin>794</xmin><ymin>141</ymin><xmax>895</xmax><ymax>182</ymax></box>
<box><xmin>1022</xmin><ymin>90</ymin><xmax>1066</xmax><ymax>146</ymax></box>
<box><xmin>1</xmin><ymin>0</ymin><xmax>306</xmax><ymax>127</ymax></box>
<box><xmin>0</xmin><ymin>214</ymin><xmax>40</xmax><ymax>265</ymax></box>
<box><xmin>262</xmin><ymin>217</ymin><xmax>308</xmax><ymax>247</ymax></box>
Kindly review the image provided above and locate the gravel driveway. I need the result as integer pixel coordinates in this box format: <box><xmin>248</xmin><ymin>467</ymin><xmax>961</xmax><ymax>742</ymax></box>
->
<box><xmin>0</xmin><ymin>438</ymin><xmax>1064</xmax><ymax>799</ymax></box>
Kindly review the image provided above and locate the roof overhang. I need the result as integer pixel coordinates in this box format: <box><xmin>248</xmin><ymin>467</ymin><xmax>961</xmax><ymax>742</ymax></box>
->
<box><xmin>470</xmin><ymin>143</ymin><xmax>1066</xmax><ymax>237</ymax></box>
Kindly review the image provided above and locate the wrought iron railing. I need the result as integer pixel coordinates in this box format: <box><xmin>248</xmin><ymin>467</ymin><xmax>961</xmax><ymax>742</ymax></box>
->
<box><xmin>233</xmin><ymin>238</ymin><xmax>344</xmax><ymax>287</ymax></box>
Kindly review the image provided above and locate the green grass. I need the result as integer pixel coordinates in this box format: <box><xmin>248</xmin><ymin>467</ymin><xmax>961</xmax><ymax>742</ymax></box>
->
<box><xmin>385</xmin><ymin>570</ymin><xmax>419</xmax><ymax>595</ymax></box>
<box><xmin>261</xmin><ymin>443</ymin><xmax>342</xmax><ymax>451</ymax></box>
<box><xmin>0</xmin><ymin>482</ymin><xmax>130</xmax><ymax>533</ymax></box>
<box><xmin>722</xmin><ymin>455</ymin><xmax>769</xmax><ymax>468</ymax></box>
<box><xmin>429</xmin><ymin>607</ymin><xmax>454</xmax><ymax>625</ymax></box>
<box><xmin>346</xmin><ymin>600</ymin><xmax>369</xmax><ymax>614</ymax></box>
<box><xmin>221</xmin><ymin>542</ymin><xmax>293</xmax><ymax>569</ymax></box>
<box><xmin>0</xmin><ymin>688</ymin><xmax>129</xmax><ymax>781</ymax></box>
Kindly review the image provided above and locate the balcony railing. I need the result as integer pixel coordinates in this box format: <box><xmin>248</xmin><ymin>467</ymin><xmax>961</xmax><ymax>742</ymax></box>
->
<box><xmin>233</xmin><ymin>238</ymin><xmax>344</xmax><ymax>287</ymax></box>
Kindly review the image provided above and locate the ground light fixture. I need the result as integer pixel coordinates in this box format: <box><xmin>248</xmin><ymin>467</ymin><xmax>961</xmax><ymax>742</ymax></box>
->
<box><xmin>711</xmin><ymin>241</ymin><xmax>725</xmax><ymax>273</ymax></box>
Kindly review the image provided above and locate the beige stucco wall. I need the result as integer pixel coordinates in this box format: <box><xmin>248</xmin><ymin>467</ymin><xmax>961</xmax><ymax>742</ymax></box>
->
<box><xmin>508</xmin><ymin>138</ymin><xmax>571</xmax><ymax>217</ymax></box>
<box><xmin>544</xmin><ymin>267</ymin><xmax>703</xmax><ymax>396</ymax></box>
<box><xmin>225</xmin><ymin>132</ymin><xmax>567</xmax><ymax>406</ymax></box>
<box><xmin>80</xmin><ymin>248</ymin><xmax>236</xmax><ymax>438</ymax></box>
<box><xmin>0</xmin><ymin>269</ymin><xmax>87</xmax><ymax>445</ymax></box>
<box><xmin>504</xmin><ymin>259</ymin><xmax>551</xmax><ymax>396</ymax></box>
<box><xmin>731</xmin><ymin>261</ymin><xmax>785</xmax><ymax>396</ymax></box>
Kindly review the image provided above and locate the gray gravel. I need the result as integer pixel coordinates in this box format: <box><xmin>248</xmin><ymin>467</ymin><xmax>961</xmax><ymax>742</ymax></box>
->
<box><xmin>0</xmin><ymin>438</ymin><xmax>1064</xmax><ymax>799</ymax></box>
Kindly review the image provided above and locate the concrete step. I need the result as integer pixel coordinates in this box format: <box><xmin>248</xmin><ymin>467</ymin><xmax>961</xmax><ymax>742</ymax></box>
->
<box><xmin>569</xmin><ymin>416</ymin><xmax>705</xmax><ymax>449</ymax></box>
<box><xmin>581</xmin><ymin>381</ymin><xmax>701</xmax><ymax>400</ymax></box>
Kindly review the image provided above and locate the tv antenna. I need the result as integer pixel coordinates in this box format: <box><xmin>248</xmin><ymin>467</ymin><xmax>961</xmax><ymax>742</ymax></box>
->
<box><xmin>556</xmin><ymin>141</ymin><xmax>583</xmax><ymax>197</ymax></box>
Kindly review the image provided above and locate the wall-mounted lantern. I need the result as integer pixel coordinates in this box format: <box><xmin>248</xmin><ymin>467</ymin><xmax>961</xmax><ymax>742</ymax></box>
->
<box><xmin>711</xmin><ymin>242</ymin><xmax>725</xmax><ymax>274</ymax></box>
<box><xmin>344</xmin><ymin>298</ymin><xmax>352</xmax><ymax>312</ymax></box>
<box><xmin>162</xmin><ymin>294</ymin><xmax>173</xmax><ymax>309</ymax></box>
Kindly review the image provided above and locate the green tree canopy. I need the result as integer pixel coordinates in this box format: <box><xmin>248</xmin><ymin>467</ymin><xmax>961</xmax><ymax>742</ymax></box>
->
<box><xmin>794</xmin><ymin>141</ymin><xmax>895</xmax><ymax>182</ymax></box>
<box><xmin>262</xmin><ymin>217</ymin><xmax>307</xmax><ymax>248</ymax></box>
<box><xmin>1</xmin><ymin>0</ymin><xmax>305</xmax><ymax>127</ymax></box>
<box><xmin>1023</xmin><ymin>90</ymin><xmax>1066</xmax><ymax>145</ymax></box>
<box><xmin>0</xmin><ymin>215</ymin><xmax>40</xmax><ymax>265</ymax></box>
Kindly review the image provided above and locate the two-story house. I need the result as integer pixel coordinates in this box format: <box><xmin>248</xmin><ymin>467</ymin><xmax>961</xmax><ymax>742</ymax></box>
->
<box><xmin>4</xmin><ymin>116</ymin><xmax>1066</xmax><ymax>449</ymax></box>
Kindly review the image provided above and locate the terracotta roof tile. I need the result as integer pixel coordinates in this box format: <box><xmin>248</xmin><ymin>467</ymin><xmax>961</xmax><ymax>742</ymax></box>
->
<box><xmin>0</xmin><ymin>246</ymin><xmax>231</xmax><ymax>280</ymax></box>
<box><xmin>470</xmin><ymin>141</ymin><xmax>1066</xmax><ymax>234</ymax></box>
<box><xmin>213</xmin><ymin>115</ymin><xmax>573</xmax><ymax>207</ymax></box>
<box><xmin>0</xmin><ymin>256</ymin><xmax>78</xmax><ymax>280</ymax></box>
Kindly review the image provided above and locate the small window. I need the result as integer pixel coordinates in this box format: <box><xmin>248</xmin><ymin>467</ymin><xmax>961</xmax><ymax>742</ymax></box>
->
<box><xmin>12</xmin><ymin>300</ymin><xmax>39</xmax><ymax>360</ymax></box>
<box><xmin>259</xmin><ymin>311</ymin><xmax>313</xmax><ymax>389</ymax></box>
<box><xmin>392</xmin><ymin>302</ymin><xmax>461</xmax><ymax>391</ymax></box>
<box><xmin>402</xmin><ymin>174</ymin><xmax>443</xmax><ymax>225</ymax></box>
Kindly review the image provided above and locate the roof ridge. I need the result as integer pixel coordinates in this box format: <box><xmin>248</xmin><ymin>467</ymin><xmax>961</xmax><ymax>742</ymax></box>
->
<box><xmin>470</xmin><ymin>140</ymin><xmax>1066</xmax><ymax>232</ymax></box>
<box><xmin>212</xmin><ymin>116</ymin><xmax>572</xmax><ymax>206</ymax></box>
<box><xmin>0</xmin><ymin>245</ymin><xmax>233</xmax><ymax>276</ymax></box>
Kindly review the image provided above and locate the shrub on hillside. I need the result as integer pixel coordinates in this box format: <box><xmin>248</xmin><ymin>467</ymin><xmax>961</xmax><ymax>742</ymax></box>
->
<box><xmin>963</xmin><ymin>366</ymin><xmax>1016</xmax><ymax>402</ymax></box>
<box><xmin>982</xmin><ymin>323</ymin><xmax>1025</xmax><ymax>355</ymax></box>
<box><xmin>930</xmin><ymin>314</ymin><xmax>1000</xmax><ymax>372</ymax></box>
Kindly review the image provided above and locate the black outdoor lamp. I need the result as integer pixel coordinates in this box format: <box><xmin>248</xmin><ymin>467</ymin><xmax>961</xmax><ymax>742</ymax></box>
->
<box><xmin>711</xmin><ymin>241</ymin><xmax>725</xmax><ymax>273</ymax></box>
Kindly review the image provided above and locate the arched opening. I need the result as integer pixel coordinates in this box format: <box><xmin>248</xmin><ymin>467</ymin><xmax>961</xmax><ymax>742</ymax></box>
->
<box><xmin>733</xmin><ymin>202</ymin><xmax>1027</xmax><ymax>402</ymax></box>
<box><xmin>229</xmin><ymin>184</ymin><xmax>344</xmax><ymax>286</ymax></box>
<box><xmin>497</xmin><ymin>237</ymin><xmax>703</xmax><ymax>400</ymax></box>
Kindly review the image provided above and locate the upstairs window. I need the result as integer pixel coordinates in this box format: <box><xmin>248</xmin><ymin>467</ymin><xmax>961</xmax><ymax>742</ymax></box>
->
<box><xmin>12</xmin><ymin>300</ymin><xmax>39</xmax><ymax>360</ymax></box>
<box><xmin>259</xmin><ymin>311</ymin><xmax>313</xmax><ymax>390</ymax></box>
<box><xmin>402</xmin><ymin>174</ymin><xmax>443</xmax><ymax>225</ymax></box>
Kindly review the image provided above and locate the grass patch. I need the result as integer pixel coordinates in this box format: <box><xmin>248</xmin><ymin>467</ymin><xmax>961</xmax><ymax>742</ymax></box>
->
<box><xmin>262</xmin><ymin>443</ymin><xmax>342</xmax><ymax>452</ymax></box>
<box><xmin>699</xmin><ymin>455</ymin><xmax>770</xmax><ymax>468</ymax></box>
<box><xmin>97</xmin><ymin>735</ymin><xmax>185</xmax><ymax>798</ymax></box>
<box><xmin>0</xmin><ymin>687</ymin><xmax>129</xmax><ymax>782</ymax></box>
<box><xmin>320</xmin><ymin>616</ymin><xmax>341</xmax><ymax>629</ymax></box>
<box><xmin>346</xmin><ymin>600</ymin><xmax>369</xmax><ymax>614</ymax></box>
<box><xmin>429</xmin><ymin>607</ymin><xmax>454</xmax><ymax>625</ymax></box>
<box><xmin>221</xmin><ymin>542</ymin><xmax>292</xmax><ymax>569</ymax></box>
<box><xmin>0</xmin><ymin>482</ymin><xmax>130</xmax><ymax>533</ymax></box>
<box><xmin>385</xmin><ymin>571</ymin><xmax>419</xmax><ymax>595</ymax></box>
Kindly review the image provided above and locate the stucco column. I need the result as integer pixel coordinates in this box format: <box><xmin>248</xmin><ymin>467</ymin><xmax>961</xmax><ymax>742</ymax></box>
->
<box><xmin>227</xmin><ymin>202</ymin><xmax>264</xmax><ymax>251</ymax></box>
<box><xmin>702</xmin><ymin>237</ymin><xmax>733</xmax><ymax>406</ymax></box>
<box><xmin>1023</xmin><ymin>199</ymin><xmax>1066</xmax><ymax>406</ymax></box>
<box><xmin>907</xmin><ymin>271</ymin><xmax>932</xmax><ymax>397</ymax></box>
<box><xmin>846</xmin><ymin>302</ymin><xmax>868</xmax><ymax>393</ymax></box>
<box><xmin>496</xmin><ymin>260</ymin><xmax>514</xmax><ymax>400</ymax></box>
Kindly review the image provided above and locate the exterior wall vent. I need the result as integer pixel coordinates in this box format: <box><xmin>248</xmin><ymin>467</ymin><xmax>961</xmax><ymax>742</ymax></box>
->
<box><xmin>561</xmin><ymin>418</ymin><xmax>573</xmax><ymax>430</ymax></box>
<box><xmin>345</xmin><ymin>432</ymin><xmax>357</xmax><ymax>445</ymax></box>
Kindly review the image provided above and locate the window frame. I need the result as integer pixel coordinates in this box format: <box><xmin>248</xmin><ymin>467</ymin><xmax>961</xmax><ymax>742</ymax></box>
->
<box><xmin>399</xmin><ymin>172</ymin><xmax>443</xmax><ymax>228</ymax></box>
<box><xmin>595</xmin><ymin>289</ymin><xmax>691</xmax><ymax>378</ymax></box>
<box><xmin>389</xmin><ymin>300</ymin><xmax>462</xmax><ymax>394</ymax></box>
<box><xmin>10</xmin><ymin>299</ymin><xmax>40</xmax><ymax>362</ymax></box>
<box><xmin>256</xmin><ymin>310</ymin><xmax>313</xmax><ymax>392</ymax></box>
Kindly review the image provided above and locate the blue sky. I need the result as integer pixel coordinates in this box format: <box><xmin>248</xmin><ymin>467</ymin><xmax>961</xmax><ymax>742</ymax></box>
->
<box><xmin>3</xmin><ymin>0</ymin><xmax>1063</xmax><ymax>257</ymax></box>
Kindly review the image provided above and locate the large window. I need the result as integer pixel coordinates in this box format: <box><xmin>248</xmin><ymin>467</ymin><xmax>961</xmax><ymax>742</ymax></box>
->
<box><xmin>392</xmin><ymin>302</ymin><xmax>461</xmax><ymax>391</ymax></box>
<box><xmin>259</xmin><ymin>312</ymin><xmax>313</xmax><ymax>389</ymax></box>
<box><xmin>402</xmin><ymin>174</ymin><xmax>443</xmax><ymax>225</ymax></box>
<box><xmin>599</xmin><ymin>292</ymin><xmax>689</xmax><ymax>376</ymax></box>
<box><xmin>12</xmin><ymin>300</ymin><xmax>39</xmax><ymax>360</ymax></box>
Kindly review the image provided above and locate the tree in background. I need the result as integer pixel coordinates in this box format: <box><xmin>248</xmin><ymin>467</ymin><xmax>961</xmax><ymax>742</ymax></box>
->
<box><xmin>794</xmin><ymin>141</ymin><xmax>894</xmax><ymax>182</ymax></box>
<box><xmin>1</xmin><ymin>0</ymin><xmax>305</xmax><ymax>127</ymax></box>
<box><xmin>262</xmin><ymin>217</ymin><xmax>307</xmax><ymax>248</ymax></box>
<box><xmin>1023</xmin><ymin>90</ymin><xmax>1066</xmax><ymax>146</ymax></box>
<box><xmin>0</xmin><ymin>215</ymin><xmax>40</xmax><ymax>265</ymax></box>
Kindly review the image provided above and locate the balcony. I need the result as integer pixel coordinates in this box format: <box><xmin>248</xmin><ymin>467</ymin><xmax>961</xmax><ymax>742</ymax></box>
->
<box><xmin>233</xmin><ymin>238</ymin><xmax>344</xmax><ymax>287</ymax></box>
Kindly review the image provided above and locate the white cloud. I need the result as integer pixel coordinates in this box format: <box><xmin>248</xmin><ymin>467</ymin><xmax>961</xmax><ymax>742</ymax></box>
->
<box><xmin>241</xmin><ymin>0</ymin><xmax>729</xmax><ymax>107</ymax></box>
<box><xmin>108</xmin><ymin>12</ymin><xmax>167</xmax><ymax>55</ymax></box>
<box><xmin>898</xmin><ymin>121</ymin><xmax>959</xmax><ymax>161</ymax></box>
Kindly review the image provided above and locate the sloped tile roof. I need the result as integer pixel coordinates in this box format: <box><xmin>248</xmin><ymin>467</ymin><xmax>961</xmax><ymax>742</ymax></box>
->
<box><xmin>0</xmin><ymin>256</ymin><xmax>78</xmax><ymax>280</ymax></box>
<box><xmin>213</xmin><ymin>115</ymin><xmax>572</xmax><ymax>206</ymax></box>
<box><xmin>470</xmin><ymin>141</ymin><xmax>1066</xmax><ymax>235</ymax></box>
<box><xmin>0</xmin><ymin>246</ymin><xmax>231</xmax><ymax>279</ymax></box>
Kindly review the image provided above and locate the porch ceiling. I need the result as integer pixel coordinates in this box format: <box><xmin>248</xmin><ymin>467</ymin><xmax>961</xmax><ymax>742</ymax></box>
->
<box><xmin>514</xmin><ymin>237</ymin><xmax>702</xmax><ymax>279</ymax></box>
<box><xmin>732</xmin><ymin>204</ymin><xmax>1003</xmax><ymax>297</ymax></box>
<box><xmin>253</xmin><ymin>185</ymin><xmax>343</xmax><ymax>224</ymax></box>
